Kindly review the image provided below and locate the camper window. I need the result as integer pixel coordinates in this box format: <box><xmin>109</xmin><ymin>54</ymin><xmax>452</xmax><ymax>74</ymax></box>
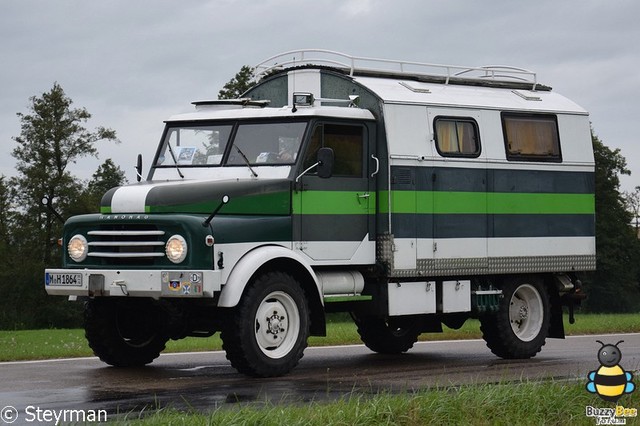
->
<box><xmin>502</xmin><ymin>113</ymin><xmax>561</xmax><ymax>162</ymax></box>
<box><xmin>434</xmin><ymin>117</ymin><xmax>480</xmax><ymax>157</ymax></box>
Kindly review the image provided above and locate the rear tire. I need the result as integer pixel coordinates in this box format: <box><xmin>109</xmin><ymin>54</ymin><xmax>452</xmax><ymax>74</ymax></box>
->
<box><xmin>84</xmin><ymin>298</ymin><xmax>168</xmax><ymax>367</ymax></box>
<box><xmin>480</xmin><ymin>276</ymin><xmax>550</xmax><ymax>359</ymax></box>
<box><xmin>221</xmin><ymin>271</ymin><xmax>310</xmax><ymax>377</ymax></box>
<box><xmin>353</xmin><ymin>315</ymin><xmax>421</xmax><ymax>354</ymax></box>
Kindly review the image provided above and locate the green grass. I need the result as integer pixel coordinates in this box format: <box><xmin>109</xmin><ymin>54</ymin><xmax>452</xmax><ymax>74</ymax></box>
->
<box><xmin>111</xmin><ymin>380</ymin><xmax>640</xmax><ymax>425</ymax></box>
<box><xmin>0</xmin><ymin>312</ymin><xmax>638</xmax><ymax>362</ymax></box>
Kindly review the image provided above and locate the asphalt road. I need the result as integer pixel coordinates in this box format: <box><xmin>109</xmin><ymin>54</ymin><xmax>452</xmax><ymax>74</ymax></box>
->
<box><xmin>0</xmin><ymin>333</ymin><xmax>639</xmax><ymax>421</ymax></box>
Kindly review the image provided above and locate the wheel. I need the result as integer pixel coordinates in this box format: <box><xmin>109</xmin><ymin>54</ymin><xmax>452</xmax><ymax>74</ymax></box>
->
<box><xmin>221</xmin><ymin>271</ymin><xmax>310</xmax><ymax>377</ymax></box>
<box><xmin>353</xmin><ymin>314</ymin><xmax>421</xmax><ymax>354</ymax></box>
<box><xmin>480</xmin><ymin>276</ymin><xmax>550</xmax><ymax>359</ymax></box>
<box><xmin>84</xmin><ymin>298</ymin><xmax>168</xmax><ymax>367</ymax></box>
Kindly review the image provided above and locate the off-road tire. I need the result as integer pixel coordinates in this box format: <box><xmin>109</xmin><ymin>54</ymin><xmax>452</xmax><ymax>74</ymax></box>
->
<box><xmin>221</xmin><ymin>271</ymin><xmax>310</xmax><ymax>377</ymax></box>
<box><xmin>480</xmin><ymin>276</ymin><xmax>550</xmax><ymax>359</ymax></box>
<box><xmin>353</xmin><ymin>315</ymin><xmax>421</xmax><ymax>354</ymax></box>
<box><xmin>84</xmin><ymin>298</ymin><xmax>168</xmax><ymax>367</ymax></box>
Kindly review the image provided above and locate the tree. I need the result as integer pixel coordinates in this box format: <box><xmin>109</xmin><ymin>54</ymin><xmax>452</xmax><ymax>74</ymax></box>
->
<box><xmin>218</xmin><ymin>65</ymin><xmax>256</xmax><ymax>99</ymax></box>
<box><xmin>580</xmin><ymin>131</ymin><xmax>640</xmax><ymax>312</ymax></box>
<box><xmin>77</xmin><ymin>158</ymin><xmax>127</xmax><ymax>214</ymax></box>
<box><xmin>0</xmin><ymin>176</ymin><xmax>16</xmax><ymax>327</ymax></box>
<box><xmin>624</xmin><ymin>186</ymin><xmax>640</xmax><ymax>234</ymax></box>
<box><xmin>11</xmin><ymin>82</ymin><xmax>118</xmax><ymax>264</ymax></box>
<box><xmin>4</xmin><ymin>83</ymin><xmax>118</xmax><ymax>329</ymax></box>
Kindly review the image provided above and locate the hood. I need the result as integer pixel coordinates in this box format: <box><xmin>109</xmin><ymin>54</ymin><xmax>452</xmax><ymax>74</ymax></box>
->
<box><xmin>101</xmin><ymin>178</ymin><xmax>292</xmax><ymax>215</ymax></box>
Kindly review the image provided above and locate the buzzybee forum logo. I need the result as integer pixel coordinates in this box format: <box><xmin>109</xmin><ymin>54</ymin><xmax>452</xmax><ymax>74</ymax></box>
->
<box><xmin>585</xmin><ymin>340</ymin><xmax>637</xmax><ymax>424</ymax></box>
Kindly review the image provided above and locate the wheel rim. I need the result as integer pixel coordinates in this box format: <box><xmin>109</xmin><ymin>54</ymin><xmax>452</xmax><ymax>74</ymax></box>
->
<box><xmin>508</xmin><ymin>284</ymin><xmax>544</xmax><ymax>342</ymax></box>
<box><xmin>254</xmin><ymin>291</ymin><xmax>300</xmax><ymax>359</ymax></box>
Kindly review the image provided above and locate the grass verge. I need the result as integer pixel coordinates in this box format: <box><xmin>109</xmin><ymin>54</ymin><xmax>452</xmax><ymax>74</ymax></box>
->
<box><xmin>0</xmin><ymin>312</ymin><xmax>638</xmax><ymax>362</ymax></box>
<box><xmin>112</xmin><ymin>380</ymin><xmax>640</xmax><ymax>425</ymax></box>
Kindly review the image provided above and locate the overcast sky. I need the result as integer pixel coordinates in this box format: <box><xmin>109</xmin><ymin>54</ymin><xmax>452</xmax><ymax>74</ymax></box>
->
<box><xmin>1</xmin><ymin>0</ymin><xmax>638</xmax><ymax>191</ymax></box>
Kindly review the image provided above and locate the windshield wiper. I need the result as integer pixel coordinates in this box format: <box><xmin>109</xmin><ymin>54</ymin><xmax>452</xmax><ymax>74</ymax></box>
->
<box><xmin>234</xmin><ymin>145</ymin><xmax>258</xmax><ymax>177</ymax></box>
<box><xmin>165</xmin><ymin>142</ymin><xmax>184</xmax><ymax>178</ymax></box>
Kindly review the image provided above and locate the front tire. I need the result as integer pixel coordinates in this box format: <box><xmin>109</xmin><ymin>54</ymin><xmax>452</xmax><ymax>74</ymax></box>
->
<box><xmin>221</xmin><ymin>271</ymin><xmax>310</xmax><ymax>377</ymax></box>
<box><xmin>480</xmin><ymin>276</ymin><xmax>550</xmax><ymax>359</ymax></box>
<box><xmin>84</xmin><ymin>298</ymin><xmax>168</xmax><ymax>367</ymax></box>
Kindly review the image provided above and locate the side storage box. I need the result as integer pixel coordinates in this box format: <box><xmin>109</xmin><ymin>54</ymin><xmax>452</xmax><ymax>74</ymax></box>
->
<box><xmin>438</xmin><ymin>280</ymin><xmax>471</xmax><ymax>313</ymax></box>
<box><xmin>388</xmin><ymin>281</ymin><xmax>436</xmax><ymax>316</ymax></box>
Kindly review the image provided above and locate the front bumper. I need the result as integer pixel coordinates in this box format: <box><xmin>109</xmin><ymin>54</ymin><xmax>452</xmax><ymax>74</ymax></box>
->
<box><xmin>45</xmin><ymin>269</ymin><xmax>222</xmax><ymax>298</ymax></box>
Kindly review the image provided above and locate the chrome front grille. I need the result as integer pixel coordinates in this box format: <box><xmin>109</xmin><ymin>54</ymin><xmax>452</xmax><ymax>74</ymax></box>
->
<box><xmin>87</xmin><ymin>229</ymin><xmax>166</xmax><ymax>259</ymax></box>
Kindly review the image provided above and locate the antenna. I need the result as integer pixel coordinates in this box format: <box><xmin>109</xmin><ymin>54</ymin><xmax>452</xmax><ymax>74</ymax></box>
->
<box><xmin>291</xmin><ymin>55</ymin><xmax>296</xmax><ymax>111</ymax></box>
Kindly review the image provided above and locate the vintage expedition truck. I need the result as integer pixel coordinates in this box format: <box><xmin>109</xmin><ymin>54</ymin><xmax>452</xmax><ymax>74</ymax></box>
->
<box><xmin>45</xmin><ymin>50</ymin><xmax>594</xmax><ymax>377</ymax></box>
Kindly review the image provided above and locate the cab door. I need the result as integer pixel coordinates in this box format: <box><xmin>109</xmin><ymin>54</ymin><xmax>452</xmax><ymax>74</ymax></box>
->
<box><xmin>294</xmin><ymin>122</ymin><xmax>375</xmax><ymax>263</ymax></box>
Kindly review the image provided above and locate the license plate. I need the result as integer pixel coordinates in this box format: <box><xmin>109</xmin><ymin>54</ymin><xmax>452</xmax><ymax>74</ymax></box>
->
<box><xmin>46</xmin><ymin>273</ymin><xmax>83</xmax><ymax>287</ymax></box>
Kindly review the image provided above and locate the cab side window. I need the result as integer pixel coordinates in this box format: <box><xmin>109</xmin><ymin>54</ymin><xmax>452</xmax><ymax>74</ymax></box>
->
<box><xmin>303</xmin><ymin>123</ymin><xmax>364</xmax><ymax>177</ymax></box>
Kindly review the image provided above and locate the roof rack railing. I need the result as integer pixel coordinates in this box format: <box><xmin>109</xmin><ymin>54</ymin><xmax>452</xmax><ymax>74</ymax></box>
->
<box><xmin>254</xmin><ymin>49</ymin><xmax>538</xmax><ymax>90</ymax></box>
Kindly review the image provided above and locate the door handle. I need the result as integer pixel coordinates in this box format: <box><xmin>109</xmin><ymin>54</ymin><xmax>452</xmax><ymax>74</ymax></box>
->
<box><xmin>358</xmin><ymin>193</ymin><xmax>370</xmax><ymax>199</ymax></box>
<box><xmin>370</xmin><ymin>154</ymin><xmax>379</xmax><ymax>178</ymax></box>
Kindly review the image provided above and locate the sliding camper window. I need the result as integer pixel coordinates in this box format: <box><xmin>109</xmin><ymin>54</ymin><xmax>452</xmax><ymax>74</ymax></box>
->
<box><xmin>434</xmin><ymin>117</ymin><xmax>480</xmax><ymax>157</ymax></box>
<box><xmin>502</xmin><ymin>113</ymin><xmax>561</xmax><ymax>162</ymax></box>
<box><xmin>303</xmin><ymin>123</ymin><xmax>364</xmax><ymax>177</ymax></box>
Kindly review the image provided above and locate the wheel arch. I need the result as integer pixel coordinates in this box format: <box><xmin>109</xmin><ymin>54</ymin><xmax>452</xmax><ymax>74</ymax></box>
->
<box><xmin>217</xmin><ymin>245</ymin><xmax>326</xmax><ymax>336</ymax></box>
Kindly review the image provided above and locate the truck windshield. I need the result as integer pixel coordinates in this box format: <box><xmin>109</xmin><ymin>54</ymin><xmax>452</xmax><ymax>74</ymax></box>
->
<box><xmin>153</xmin><ymin>121</ymin><xmax>307</xmax><ymax>169</ymax></box>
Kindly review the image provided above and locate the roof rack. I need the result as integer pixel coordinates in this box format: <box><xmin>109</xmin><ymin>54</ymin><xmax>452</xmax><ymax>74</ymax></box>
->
<box><xmin>254</xmin><ymin>49</ymin><xmax>540</xmax><ymax>91</ymax></box>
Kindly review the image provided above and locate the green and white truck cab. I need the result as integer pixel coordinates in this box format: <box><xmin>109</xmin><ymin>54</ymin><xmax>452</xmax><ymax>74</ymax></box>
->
<box><xmin>45</xmin><ymin>50</ymin><xmax>594</xmax><ymax>377</ymax></box>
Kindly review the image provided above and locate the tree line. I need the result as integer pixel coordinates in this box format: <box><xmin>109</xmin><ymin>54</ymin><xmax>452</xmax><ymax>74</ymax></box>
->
<box><xmin>0</xmin><ymin>76</ymin><xmax>638</xmax><ymax>330</ymax></box>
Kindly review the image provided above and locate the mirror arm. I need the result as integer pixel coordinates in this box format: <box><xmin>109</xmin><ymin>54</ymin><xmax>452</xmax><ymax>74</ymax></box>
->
<box><xmin>295</xmin><ymin>161</ymin><xmax>320</xmax><ymax>183</ymax></box>
<box><xmin>202</xmin><ymin>195</ymin><xmax>230</xmax><ymax>227</ymax></box>
<box><xmin>136</xmin><ymin>154</ymin><xmax>143</xmax><ymax>182</ymax></box>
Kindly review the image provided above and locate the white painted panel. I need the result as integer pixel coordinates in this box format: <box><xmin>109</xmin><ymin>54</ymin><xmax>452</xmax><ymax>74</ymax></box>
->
<box><xmin>299</xmin><ymin>236</ymin><xmax>375</xmax><ymax>265</ymax></box>
<box><xmin>383</xmin><ymin>104</ymin><xmax>431</xmax><ymax>157</ymax></box>
<box><xmin>433</xmin><ymin>238</ymin><xmax>487</xmax><ymax>259</ymax></box>
<box><xmin>557</xmin><ymin>114</ymin><xmax>594</xmax><ymax>164</ymax></box>
<box><xmin>488</xmin><ymin>236</ymin><xmax>595</xmax><ymax>257</ymax></box>
<box><xmin>288</xmin><ymin>69</ymin><xmax>321</xmax><ymax>106</ymax></box>
<box><xmin>440</xmin><ymin>280</ymin><xmax>471</xmax><ymax>313</ymax></box>
<box><xmin>388</xmin><ymin>281</ymin><xmax>436</xmax><ymax>316</ymax></box>
<box><xmin>416</xmin><ymin>238</ymin><xmax>435</xmax><ymax>263</ymax></box>
<box><xmin>111</xmin><ymin>184</ymin><xmax>153</xmax><ymax>213</ymax></box>
<box><xmin>393</xmin><ymin>238</ymin><xmax>417</xmax><ymax>269</ymax></box>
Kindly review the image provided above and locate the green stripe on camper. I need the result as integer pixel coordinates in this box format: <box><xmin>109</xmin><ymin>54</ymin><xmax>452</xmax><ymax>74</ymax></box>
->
<box><xmin>380</xmin><ymin>191</ymin><xmax>594</xmax><ymax>215</ymax></box>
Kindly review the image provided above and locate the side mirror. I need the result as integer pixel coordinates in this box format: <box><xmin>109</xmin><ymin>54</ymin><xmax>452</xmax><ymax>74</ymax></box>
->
<box><xmin>317</xmin><ymin>147</ymin><xmax>334</xmax><ymax>179</ymax></box>
<box><xmin>136</xmin><ymin>154</ymin><xmax>143</xmax><ymax>182</ymax></box>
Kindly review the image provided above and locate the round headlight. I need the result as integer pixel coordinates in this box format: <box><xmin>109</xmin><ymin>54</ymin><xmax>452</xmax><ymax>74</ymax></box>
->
<box><xmin>166</xmin><ymin>235</ymin><xmax>187</xmax><ymax>263</ymax></box>
<box><xmin>68</xmin><ymin>234</ymin><xmax>88</xmax><ymax>262</ymax></box>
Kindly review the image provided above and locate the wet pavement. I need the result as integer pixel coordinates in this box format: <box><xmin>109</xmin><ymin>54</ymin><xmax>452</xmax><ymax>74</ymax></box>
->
<box><xmin>0</xmin><ymin>333</ymin><xmax>638</xmax><ymax>422</ymax></box>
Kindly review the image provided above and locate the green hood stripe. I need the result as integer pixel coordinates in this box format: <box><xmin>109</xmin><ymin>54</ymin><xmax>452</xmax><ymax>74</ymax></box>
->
<box><xmin>147</xmin><ymin>191</ymin><xmax>290</xmax><ymax>215</ymax></box>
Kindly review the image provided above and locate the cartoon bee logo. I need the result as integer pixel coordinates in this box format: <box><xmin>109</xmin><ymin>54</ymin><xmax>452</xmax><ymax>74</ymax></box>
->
<box><xmin>586</xmin><ymin>340</ymin><xmax>635</xmax><ymax>403</ymax></box>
